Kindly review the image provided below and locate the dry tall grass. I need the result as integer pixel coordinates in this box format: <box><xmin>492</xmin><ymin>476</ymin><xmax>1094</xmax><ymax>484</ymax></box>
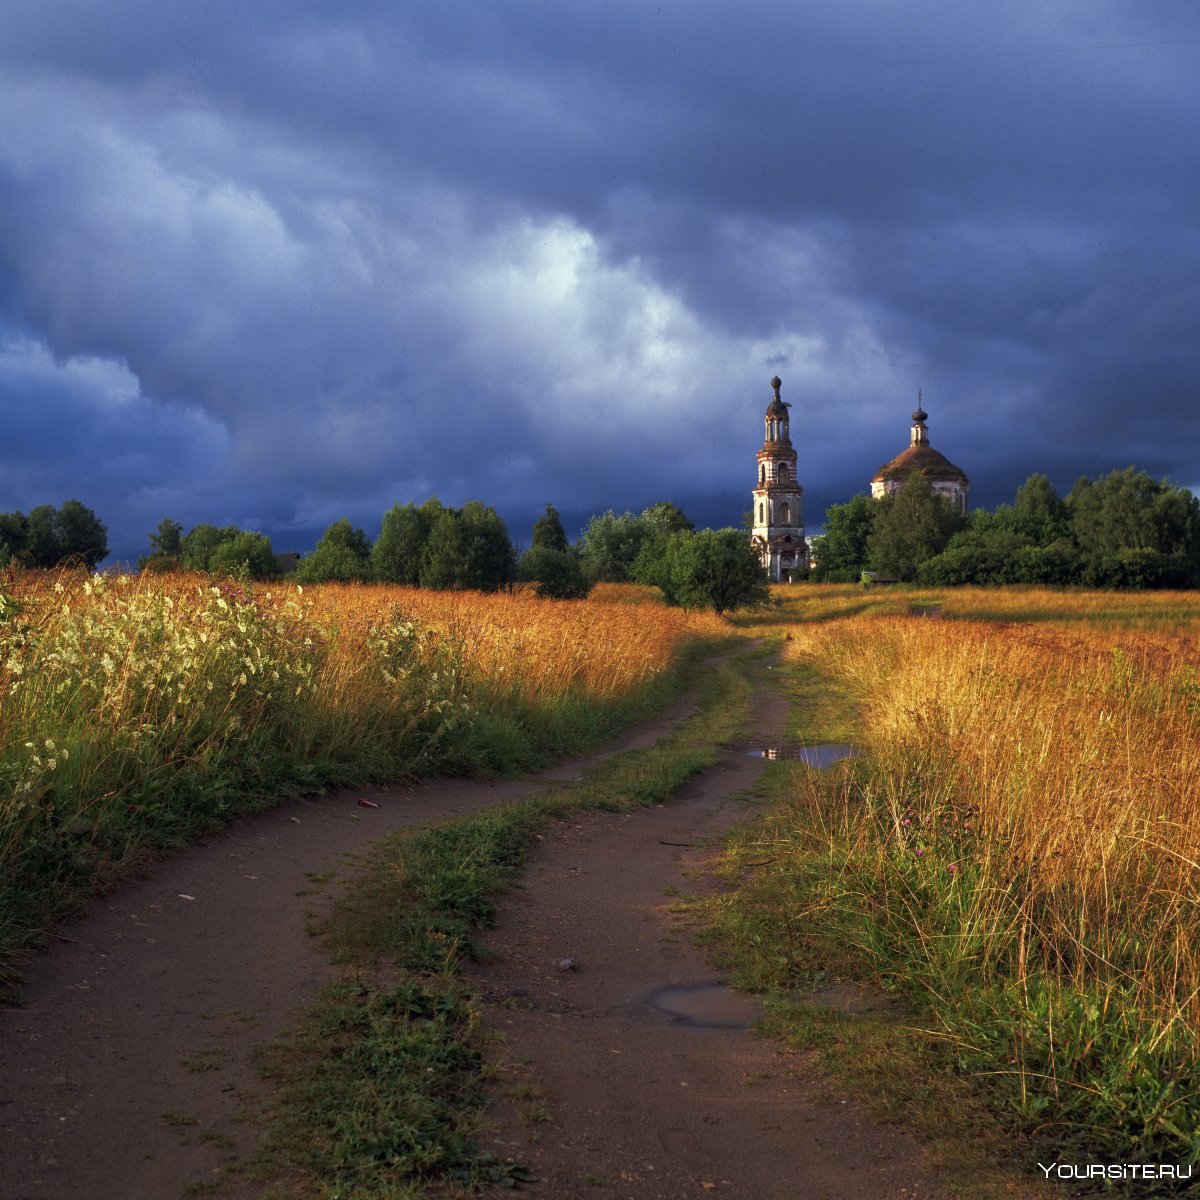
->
<box><xmin>766</xmin><ymin>586</ymin><xmax>1200</xmax><ymax>1157</ymax></box>
<box><xmin>748</xmin><ymin>580</ymin><xmax>1200</xmax><ymax>634</ymax></box>
<box><xmin>0</xmin><ymin>569</ymin><xmax>726</xmax><ymax>987</ymax></box>
<box><xmin>297</xmin><ymin>580</ymin><xmax>718</xmax><ymax>706</ymax></box>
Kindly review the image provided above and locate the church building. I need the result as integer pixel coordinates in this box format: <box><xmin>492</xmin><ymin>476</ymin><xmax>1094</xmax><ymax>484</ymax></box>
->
<box><xmin>870</xmin><ymin>396</ymin><xmax>969</xmax><ymax>514</ymax></box>
<box><xmin>750</xmin><ymin>377</ymin><xmax>808</xmax><ymax>582</ymax></box>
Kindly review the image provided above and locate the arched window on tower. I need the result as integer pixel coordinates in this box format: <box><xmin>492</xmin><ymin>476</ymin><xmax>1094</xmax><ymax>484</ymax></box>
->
<box><xmin>778</xmin><ymin>463</ymin><xmax>789</xmax><ymax>483</ymax></box>
<box><xmin>758</xmin><ymin>502</ymin><xmax>764</xmax><ymax>524</ymax></box>
<box><xmin>781</xmin><ymin>502</ymin><xmax>791</xmax><ymax>525</ymax></box>
<box><xmin>759</xmin><ymin>463</ymin><xmax>766</xmax><ymax>484</ymax></box>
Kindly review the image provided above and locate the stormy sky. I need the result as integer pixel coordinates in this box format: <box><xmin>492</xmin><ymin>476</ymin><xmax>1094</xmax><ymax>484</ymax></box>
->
<box><xmin>1</xmin><ymin>2</ymin><xmax>1198</xmax><ymax>561</ymax></box>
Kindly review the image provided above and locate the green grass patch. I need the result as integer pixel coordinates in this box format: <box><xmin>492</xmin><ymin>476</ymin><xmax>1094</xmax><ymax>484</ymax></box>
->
<box><xmin>769</xmin><ymin>651</ymin><xmax>859</xmax><ymax>745</ymax></box>
<box><xmin>254</xmin><ymin>648</ymin><xmax>755</xmax><ymax>1198</ymax></box>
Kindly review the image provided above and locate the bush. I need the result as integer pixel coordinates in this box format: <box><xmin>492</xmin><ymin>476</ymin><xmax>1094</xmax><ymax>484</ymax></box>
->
<box><xmin>517</xmin><ymin>546</ymin><xmax>592</xmax><ymax>599</ymax></box>
<box><xmin>297</xmin><ymin>519</ymin><xmax>371</xmax><ymax>583</ymax></box>
<box><xmin>658</xmin><ymin>529</ymin><xmax>769</xmax><ymax>615</ymax></box>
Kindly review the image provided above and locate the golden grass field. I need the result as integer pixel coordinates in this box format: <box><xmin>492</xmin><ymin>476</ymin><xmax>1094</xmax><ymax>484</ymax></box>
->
<box><xmin>6</xmin><ymin>567</ymin><xmax>1200</xmax><ymax>1162</ymax></box>
<box><xmin>0</xmin><ymin>569</ymin><xmax>727</xmax><ymax>988</ymax></box>
<box><xmin>731</xmin><ymin>582</ymin><xmax>1200</xmax><ymax>1164</ymax></box>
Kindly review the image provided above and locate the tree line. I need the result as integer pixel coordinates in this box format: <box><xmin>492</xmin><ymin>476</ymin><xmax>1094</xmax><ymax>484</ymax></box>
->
<box><xmin>137</xmin><ymin>497</ymin><xmax>770</xmax><ymax>613</ymax></box>
<box><xmin>0</xmin><ymin>501</ymin><xmax>108</xmax><ymax>569</ymax></box>
<box><xmin>140</xmin><ymin>499</ymin><xmax>540</xmax><ymax>591</ymax></box>
<box><xmin>812</xmin><ymin>467</ymin><xmax>1200</xmax><ymax>589</ymax></box>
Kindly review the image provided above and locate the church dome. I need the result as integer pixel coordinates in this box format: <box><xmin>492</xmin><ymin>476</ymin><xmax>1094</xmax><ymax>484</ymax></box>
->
<box><xmin>869</xmin><ymin>396</ymin><xmax>969</xmax><ymax>515</ymax></box>
<box><xmin>765</xmin><ymin>376</ymin><xmax>789</xmax><ymax>418</ymax></box>
<box><xmin>871</xmin><ymin>443</ymin><xmax>968</xmax><ymax>485</ymax></box>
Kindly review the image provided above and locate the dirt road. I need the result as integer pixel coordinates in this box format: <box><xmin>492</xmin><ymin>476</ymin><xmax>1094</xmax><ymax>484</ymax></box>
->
<box><xmin>0</xmin><ymin>686</ymin><xmax>703</xmax><ymax>1200</ymax></box>
<box><xmin>0</xmin><ymin>656</ymin><xmax>946</xmax><ymax>1199</ymax></box>
<box><xmin>467</xmin><ymin>678</ymin><xmax>946</xmax><ymax>1199</ymax></box>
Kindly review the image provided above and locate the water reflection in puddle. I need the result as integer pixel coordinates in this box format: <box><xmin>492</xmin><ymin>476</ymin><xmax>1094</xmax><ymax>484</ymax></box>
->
<box><xmin>744</xmin><ymin>743</ymin><xmax>857</xmax><ymax>767</ymax></box>
<box><xmin>649</xmin><ymin>983</ymin><xmax>761</xmax><ymax>1029</ymax></box>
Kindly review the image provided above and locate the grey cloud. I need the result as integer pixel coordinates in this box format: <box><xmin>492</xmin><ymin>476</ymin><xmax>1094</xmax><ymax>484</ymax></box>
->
<box><xmin>1</xmin><ymin>0</ymin><xmax>1198</xmax><ymax>559</ymax></box>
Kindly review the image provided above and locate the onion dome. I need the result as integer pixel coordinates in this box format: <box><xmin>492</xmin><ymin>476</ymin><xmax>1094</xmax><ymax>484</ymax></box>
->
<box><xmin>871</xmin><ymin>442</ymin><xmax>969</xmax><ymax>485</ymax></box>
<box><xmin>765</xmin><ymin>375</ymin><xmax>789</xmax><ymax>418</ymax></box>
<box><xmin>872</xmin><ymin>394</ymin><xmax>968</xmax><ymax>486</ymax></box>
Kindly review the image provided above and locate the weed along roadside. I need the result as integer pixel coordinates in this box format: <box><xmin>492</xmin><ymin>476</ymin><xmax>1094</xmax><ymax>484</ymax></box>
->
<box><xmin>0</xmin><ymin>571</ymin><xmax>730</xmax><ymax>997</ymax></box>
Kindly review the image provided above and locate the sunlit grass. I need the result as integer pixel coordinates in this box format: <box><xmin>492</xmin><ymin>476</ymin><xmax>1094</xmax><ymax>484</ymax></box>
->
<box><xmin>720</xmin><ymin>584</ymin><xmax>1200</xmax><ymax>1166</ymax></box>
<box><xmin>0</xmin><ymin>569</ymin><xmax>727</xmax><ymax>992</ymax></box>
<box><xmin>741</xmin><ymin>580</ymin><xmax>1200</xmax><ymax>635</ymax></box>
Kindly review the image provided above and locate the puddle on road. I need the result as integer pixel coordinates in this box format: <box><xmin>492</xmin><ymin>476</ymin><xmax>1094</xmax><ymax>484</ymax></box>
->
<box><xmin>743</xmin><ymin>743</ymin><xmax>857</xmax><ymax>768</ymax></box>
<box><xmin>649</xmin><ymin>982</ymin><xmax>762</xmax><ymax>1029</ymax></box>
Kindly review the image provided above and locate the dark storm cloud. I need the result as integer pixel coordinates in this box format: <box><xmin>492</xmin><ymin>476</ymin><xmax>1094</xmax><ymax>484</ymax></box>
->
<box><xmin>1</xmin><ymin>0</ymin><xmax>1198</xmax><ymax>559</ymax></box>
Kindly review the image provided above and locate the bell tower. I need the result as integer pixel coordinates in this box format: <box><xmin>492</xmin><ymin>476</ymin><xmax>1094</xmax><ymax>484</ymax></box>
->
<box><xmin>750</xmin><ymin>376</ymin><xmax>808</xmax><ymax>582</ymax></box>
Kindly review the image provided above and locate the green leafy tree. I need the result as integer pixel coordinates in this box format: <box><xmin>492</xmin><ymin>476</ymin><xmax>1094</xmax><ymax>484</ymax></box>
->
<box><xmin>417</xmin><ymin>502</ymin><xmax>516</xmax><ymax>592</ymax></box>
<box><xmin>1078</xmin><ymin>547</ymin><xmax>1192</xmax><ymax>589</ymax></box>
<box><xmin>0</xmin><ymin>512</ymin><xmax>29</xmax><ymax>566</ymax></box>
<box><xmin>459</xmin><ymin>501</ymin><xmax>516</xmax><ymax>591</ymax></box>
<box><xmin>579</xmin><ymin>510</ymin><xmax>647</xmax><ymax>582</ymax></box>
<box><xmin>209</xmin><ymin>530</ymin><xmax>277</xmax><ymax>579</ymax></box>
<box><xmin>916</xmin><ymin>507</ymin><xmax>1035</xmax><ymax>585</ymax></box>
<box><xmin>629</xmin><ymin>501</ymin><xmax>695</xmax><ymax>589</ymax></box>
<box><xmin>1013</xmin><ymin>473</ymin><xmax>1069</xmax><ymax>543</ymax></box>
<box><xmin>372</xmin><ymin>503</ymin><xmax>431</xmax><ymax>584</ymax></box>
<box><xmin>419</xmin><ymin>510</ymin><xmax>468</xmax><ymax>590</ymax></box>
<box><xmin>297</xmin><ymin>518</ymin><xmax>372</xmax><ymax>583</ymax></box>
<box><xmin>518</xmin><ymin>545</ymin><xmax>592</xmax><ymax>599</ymax></box>
<box><xmin>150</xmin><ymin>517</ymin><xmax>184</xmax><ymax>558</ymax></box>
<box><xmin>868</xmin><ymin>474</ymin><xmax>965</xmax><ymax>581</ymax></box>
<box><xmin>641</xmin><ymin>501</ymin><xmax>693</xmax><ymax>536</ymax></box>
<box><xmin>53</xmin><ymin>500</ymin><xmax>108</xmax><ymax>568</ymax></box>
<box><xmin>920</xmin><ymin>475</ymin><xmax>1080</xmax><ymax>586</ymax></box>
<box><xmin>26</xmin><ymin>505</ymin><xmax>61</xmax><ymax>568</ymax></box>
<box><xmin>530</xmin><ymin>504</ymin><xmax>569</xmax><ymax>552</ymax></box>
<box><xmin>582</xmin><ymin>501</ymin><xmax>694</xmax><ymax>588</ymax></box>
<box><xmin>1069</xmin><ymin>468</ymin><xmax>1200</xmax><ymax>558</ymax></box>
<box><xmin>629</xmin><ymin>538</ymin><xmax>670</xmax><ymax>591</ymax></box>
<box><xmin>181</xmin><ymin>524</ymin><xmax>239</xmax><ymax>572</ymax></box>
<box><xmin>4</xmin><ymin>499</ymin><xmax>108</xmax><ymax>568</ymax></box>
<box><xmin>418</xmin><ymin>496</ymin><xmax>448</xmax><ymax>525</ymax></box>
<box><xmin>1068</xmin><ymin>467</ymin><xmax>1200</xmax><ymax>586</ymax></box>
<box><xmin>811</xmin><ymin>494</ymin><xmax>878</xmax><ymax>582</ymax></box>
<box><xmin>1009</xmin><ymin>540</ymin><xmax>1083</xmax><ymax>585</ymax></box>
<box><xmin>658</xmin><ymin>529</ymin><xmax>769</xmax><ymax>615</ymax></box>
<box><xmin>138</xmin><ymin>517</ymin><xmax>185</xmax><ymax>573</ymax></box>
